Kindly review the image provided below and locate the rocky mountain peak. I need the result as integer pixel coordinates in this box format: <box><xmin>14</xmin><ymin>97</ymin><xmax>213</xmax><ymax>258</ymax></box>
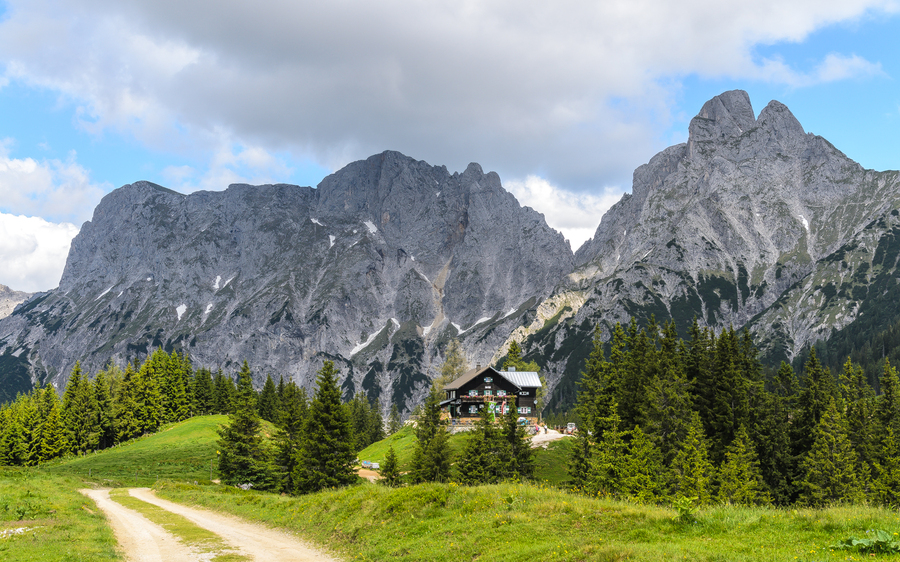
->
<box><xmin>687</xmin><ymin>89</ymin><xmax>756</xmax><ymax>151</ymax></box>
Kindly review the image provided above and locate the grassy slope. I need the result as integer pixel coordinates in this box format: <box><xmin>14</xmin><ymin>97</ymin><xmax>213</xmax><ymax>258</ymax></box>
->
<box><xmin>0</xmin><ymin>468</ymin><xmax>120</xmax><ymax>561</ymax></box>
<box><xmin>357</xmin><ymin>425</ymin><xmax>573</xmax><ymax>485</ymax></box>
<box><xmin>156</xmin><ymin>480</ymin><xmax>900</xmax><ymax>562</ymax></box>
<box><xmin>44</xmin><ymin>415</ymin><xmax>229</xmax><ymax>486</ymax></box>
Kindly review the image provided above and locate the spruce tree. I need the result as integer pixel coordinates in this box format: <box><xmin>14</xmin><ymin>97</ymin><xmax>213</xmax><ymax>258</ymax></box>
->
<box><xmin>568</xmin><ymin>431</ymin><xmax>593</xmax><ymax>491</ymax></box>
<box><xmin>620</xmin><ymin>426</ymin><xmax>664</xmax><ymax>503</ymax></box>
<box><xmin>799</xmin><ymin>397</ymin><xmax>864</xmax><ymax>507</ymax></box>
<box><xmin>388</xmin><ymin>403</ymin><xmax>403</xmax><ymax>435</ymax></box>
<box><xmin>93</xmin><ymin>368</ymin><xmax>116</xmax><ymax>449</ymax></box>
<box><xmin>872</xmin><ymin>424</ymin><xmax>900</xmax><ymax>507</ymax></box>
<box><xmin>368</xmin><ymin>403</ymin><xmax>385</xmax><ymax>446</ymax></box>
<box><xmin>38</xmin><ymin>398</ymin><xmax>68</xmax><ymax>463</ymax></box>
<box><xmin>456</xmin><ymin>405</ymin><xmax>504</xmax><ymax>484</ymax></box>
<box><xmin>878</xmin><ymin>359</ymin><xmax>900</xmax><ymax>434</ymax></box>
<box><xmin>216</xmin><ymin>361</ymin><xmax>274</xmax><ymax>489</ymax></box>
<box><xmin>62</xmin><ymin>362</ymin><xmax>99</xmax><ymax>454</ymax></box>
<box><xmin>292</xmin><ymin>360</ymin><xmax>356</xmax><ymax>494</ymax></box>
<box><xmin>114</xmin><ymin>365</ymin><xmax>143</xmax><ymax>442</ymax></box>
<box><xmin>669</xmin><ymin>412</ymin><xmax>715</xmax><ymax>504</ymax></box>
<box><xmin>588</xmin><ymin>409</ymin><xmax>627</xmax><ymax>497</ymax></box>
<box><xmin>501</xmin><ymin>400</ymin><xmax>534</xmax><ymax>480</ymax></box>
<box><xmin>410</xmin><ymin>386</ymin><xmax>452</xmax><ymax>483</ymax></box>
<box><xmin>258</xmin><ymin>374</ymin><xmax>279</xmax><ymax>423</ymax></box>
<box><xmin>717</xmin><ymin>425</ymin><xmax>770</xmax><ymax>505</ymax></box>
<box><xmin>192</xmin><ymin>368</ymin><xmax>214</xmax><ymax>415</ymax></box>
<box><xmin>794</xmin><ymin>348</ymin><xmax>836</xmax><ymax>459</ymax></box>
<box><xmin>212</xmin><ymin>370</ymin><xmax>235</xmax><ymax>414</ymax></box>
<box><xmin>380</xmin><ymin>445</ymin><xmax>401</xmax><ymax>487</ymax></box>
<box><xmin>273</xmin><ymin>381</ymin><xmax>308</xmax><ymax>493</ymax></box>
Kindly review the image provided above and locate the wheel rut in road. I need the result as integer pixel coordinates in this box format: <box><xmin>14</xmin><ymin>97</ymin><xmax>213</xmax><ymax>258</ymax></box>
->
<box><xmin>82</xmin><ymin>487</ymin><xmax>341</xmax><ymax>562</ymax></box>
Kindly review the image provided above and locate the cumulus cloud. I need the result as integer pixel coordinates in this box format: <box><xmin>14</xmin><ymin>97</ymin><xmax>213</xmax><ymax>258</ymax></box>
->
<box><xmin>505</xmin><ymin>175</ymin><xmax>624</xmax><ymax>252</ymax></box>
<box><xmin>0</xmin><ymin>212</ymin><xmax>79</xmax><ymax>292</ymax></box>
<box><xmin>0</xmin><ymin>0</ymin><xmax>893</xmax><ymax>194</ymax></box>
<box><xmin>0</xmin><ymin>140</ymin><xmax>108</xmax><ymax>223</ymax></box>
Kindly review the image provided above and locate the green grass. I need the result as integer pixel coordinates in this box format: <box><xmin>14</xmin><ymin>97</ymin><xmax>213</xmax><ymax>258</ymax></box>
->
<box><xmin>45</xmin><ymin>415</ymin><xmax>229</xmax><ymax>486</ymax></box>
<box><xmin>533</xmin><ymin>437</ymin><xmax>575</xmax><ymax>485</ymax></box>
<box><xmin>0</xmin><ymin>468</ymin><xmax>120</xmax><ymax>562</ymax></box>
<box><xmin>107</xmin><ymin>489</ymin><xmax>249</xmax><ymax>561</ymax></box>
<box><xmin>155</xmin><ymin>480</ymin><xmax>900</xmax><ymax>562</ymax></box>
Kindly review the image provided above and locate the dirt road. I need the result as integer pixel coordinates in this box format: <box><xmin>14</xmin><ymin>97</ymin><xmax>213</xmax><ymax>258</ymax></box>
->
<box><xmin>530</xmin><ymin>428</ymin><xmax>571</xmax><ymax>448</ymax></box>
<box><xmin>82</xmin><ymin>488</ymin><xmax>340</xmax><ymax>562</ymax></box>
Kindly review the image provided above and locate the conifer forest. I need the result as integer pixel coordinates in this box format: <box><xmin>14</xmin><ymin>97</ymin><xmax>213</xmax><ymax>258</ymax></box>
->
<box><xmin>2</xmin><ymin>316</ymin><xmax>900</xmax><ymax>508</ymax></box>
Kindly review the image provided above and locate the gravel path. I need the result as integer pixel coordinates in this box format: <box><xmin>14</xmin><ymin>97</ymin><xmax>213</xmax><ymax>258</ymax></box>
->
<box><xmin>129</xmin><ymin>488</ymin><xmax>339</xmax><ymax>562</ymax></box>
<box><xmin>80</xmin><ymin>489</ymin><xmax>202</xmax><ymax>562</ymax></box>
<box><xmin>81</xmin><ymin>487</ymin><xmax>341</xmax><ymax>562</ymax></box>
<box><xmin>530</xmin><ymin>428</ymin><xmax>571</xmax><ymax>448</ymax></box>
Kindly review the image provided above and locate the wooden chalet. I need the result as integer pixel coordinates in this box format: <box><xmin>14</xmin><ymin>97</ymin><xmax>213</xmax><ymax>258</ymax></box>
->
<box><xmin>441</xmin><ymin>365</ymin><xmax>542</xmax><ymax>421</ymax></box>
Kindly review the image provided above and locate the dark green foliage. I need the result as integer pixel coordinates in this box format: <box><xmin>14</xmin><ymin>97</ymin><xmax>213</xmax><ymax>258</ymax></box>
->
<box><xmin>410</xmin><ymin>386</ymin><xmax>452</xmax><ymax>483</ymax></box>
<box><xmin>216</xmin><ymin>361</ymin><xmax>274</xmax><ymax>490</ymax></box>
<box><xmin>799</xmin><ymin>397</ymin><xmax>864</xmax><ymax>506</ymax></box>
<box><xmin>717</xmin><ymin>425</ymin><xmax>770</xmax><ymax>505</ymax></box>
<box><xmin>456</xmin><ymin>406</ymin><xmax>504</xmax><ymax>485</ymax></box>
<box><xmin>258</xmin><ymin>374</ymin><xmax>279</xmax><ymax>423</ymax></box>
<box><xmin>379</xmin><ymin>445</ymin><xmax>401</xmax><ymax>487</ymax></box>
<box><xmin>273</xmin><ymin>381</ymin><xmax>308</xmax><ymax>493</ymax></box>
<box><xmin>62</xmin><ymin>362</ymin><xmax>99</xmax><ymax>454</ymax></box>
<box><xmin>388</xmin><ymin>403</ymin><xmax>402</xmax><ymax>435</ymax></box>
<box><xmin>212</xmin><ymin>370</ymin><xmax>236</xmax><ymax>414</ymax></box>
<box><xmin>668</xmin><ymin>412</ymin><xmax>715</xmax><ymax>504</ymax></box>
<box><xmin>501</xmin><ymin>401</ymin><xmax>535</xmax><ymax>480</ymax></box>
<box><xmin>191</xmin><ymin>368</ymin><xmax>215</xmax><ymax>415</ymax></box>
<box><xmin>292</xmin><ymin>360</ymin><xmax>356</xmax><ymax>494</ymax></box>
<box><xmin>619</xmin><ymin>426</ymin><xmax>664</xmax><ymax>503</ymax></box>
<box><xmin>92</xmin><ymin>368</ymin><xmax>116</xmax><ymax>450</ymax></box>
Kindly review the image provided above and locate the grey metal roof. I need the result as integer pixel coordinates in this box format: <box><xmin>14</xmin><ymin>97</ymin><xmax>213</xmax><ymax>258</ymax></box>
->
<box><xmin>501</xmin><ymin>370</ymin><xmax>542</xmax><ymax>388</ymax></box>
<box><xmin>444</xmin><ymin>366</ymin><xmax>542</xmax><ymax>390</ymax></box>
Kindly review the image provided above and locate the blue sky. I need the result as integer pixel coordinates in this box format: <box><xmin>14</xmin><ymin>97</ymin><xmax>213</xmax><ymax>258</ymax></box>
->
<box><xmin>0</xmin><ymin>1</ymin><xmax>899</xmax><ymax>292</ymax></box>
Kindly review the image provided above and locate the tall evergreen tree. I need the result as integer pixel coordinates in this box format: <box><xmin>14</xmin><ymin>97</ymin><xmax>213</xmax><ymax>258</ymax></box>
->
<box><xmin>62</xmin><ymin>362</ymin><xmax>99</xmax><ymax>454</ymax></box>
<box><xmin>501</xmin><ymin>400</ymin><xmax>535</xmax><ymax>480</ymax></box>
<box><xmin>799</xmin><ymin>397</ymin><xmax>864</xmax><ymax>507</ymax></box>
<box><xmin>588</xmin><ymin>409</ymin><xmax>627</xmax><ymax>497</ymax></box>
<box><xmin>669</xmin><ymin>412</ymin><xmax>715</xmax><ymax>504</ymax></box>
<box><xmin>38</xmin><ymin>397</ymin><xmax>68</xmax><ymax>463</ymax></box>
<box><xmin>717</xmin><ymin>425</ymin><xmax>770</xmax><ymax>505</ymax></box>
<box><xmin>388</xmin><ymin>403</ymin><xmax>403</xmax><ymax>435</ymax></box>
<box><xmin>212</xmin><ymin>370</ymin><xmax>236</xmax><ymax>414</ymax></box>
<box><xmin>872</xmin><ymin>424</ymin><xmax>900</xmax><ymax>507</ymax></box>
<box><xmin>794</xmin><ymin>348</ymin><xmax>836</xmax><ymax>460</ymax></box>
<box><xmin>192</xmin><ymin>368</ymin><xmax>215</xmax><ymax>415</ymax></box>
<box><xmin>380</xmin><ymin>445</ymin><xmax>401</xmax><ymax>487</ymax></box>
<box><xmin>456</xmin><ymin>405</ymin><xmax>504</xmax><ymax>484</ymax></box>
<box><xmin>216</xmin><ymin>361</ymin><xmax>274</xmax><ymax>489</ymax></box>
<box><xmin>258</xmin><ymin>374</ymin><xmax>279</xmax><ymax>423</ymax></box>
<box><xmin>93</xmin><ymin>368</ymin><xmax>116</xmax><ymax>449</ymax></box>
<box><xmin>619</xmin><ymin>426</ymin><xmax>664</xmax><ymax>503</ymax></box>
<box><xmin>410</xmin><ymin>386</ymin><xmax>452</xmax><ymax>483</ymax></box>
<box><xmin>274</xmin><ymin>381</ymin><xmax>308</xmax><ymax>493</ymax></box>
<box><xmin>292</xmin><ymin>361</ymin><xmax>356</xmax><ymax>494</ymax></box>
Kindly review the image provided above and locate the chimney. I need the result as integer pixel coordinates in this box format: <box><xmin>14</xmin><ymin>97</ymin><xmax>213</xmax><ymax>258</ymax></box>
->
<box><xmin>476</xmin><ymin>363</ymin><xmax>481</xmax><ymax>370</ymax></box>
<box><xmin>509</xmin><ymin>366</ymin><xmax>516</xmax><ymax>372</ymax></box>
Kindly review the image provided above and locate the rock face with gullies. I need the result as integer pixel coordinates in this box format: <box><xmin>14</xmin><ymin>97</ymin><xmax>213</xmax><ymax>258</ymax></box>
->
<box><xmin>0</xmin><ymin>285</ymin><xmax>32</xmax><ymax>320</ymax></box>
<box><xmin>522</xmin><ymin>90</ymin><xmax>900</xmax><ymax>409</ymax></box>
<box><xmin>0</xmin><ymin>151</ymin><xmax>574</xmax><ymax>412</ymax></box>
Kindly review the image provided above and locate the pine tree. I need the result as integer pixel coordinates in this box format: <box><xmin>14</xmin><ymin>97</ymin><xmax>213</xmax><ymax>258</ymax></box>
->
<box><xmin>799</xmin><ymin>397</ymin><xmax>864</xmax><ymax>507</ymax></box>
<box><xmin>644</xmin><ymin>351</ymin><xmax>694</xmax><ymax>465</ymax></box>
<box><xmin>258</xmin><ymin>374</ymin><xmax>279</xmax><ymax>423</ymax></box>
<box><xmin>501</xmin><ymin>400</ymin><xmax>534</xmax><ymax>480</ymax></box>
<box><xmin>114</xmin><ymin>365</ymin><xmax>143</xmax><ymax>442</ymax></box>
<box><xmin>588</xmin><ymin>409</ymin><xmax>627</xmax><ymax>497</ymax></box>
<box><xmin>62</xmin><ymin>362</ymin><xmax>99</xmax><ymax>454</ymax></box>
<box><xmin>456</xmin><ymin>405</ymin><xmax>504</xmax><ymax>484</ymax></box>
<box><xmin>93</xmin><ymin>368</ymin><xmax>116</xmax><ymax>449</ymax></box>
<box><xmin>292</xmin><ymin>360</ymin><xmax>356</xmax><ymax>494</ymax></box>
<box><xmin>192</xmin><ymin>368</ymin><xmax>214</xmax><ymax>415</ymax></box>
<box><xmin>38</xmin><ymin>397</ymin><xmax>68</xmax><ymax>463</ymax></box>
<box><xmin>368</xmin><ymin>403</ymin><xmax>385</xmax><ymax>446</ymax></box>
<box><xmin>669</xmin><ymin>412</ymin><xmax>715</xmax><ymax>504</ymax></box>
<box><xmin>216</xmin><ymin>361</ymin><xmax>274</xmax><ymax>489</ymax></box>
<box><xmin>349</xmin><ymin>392</ymin><xmax>373</xmax><ymax>451</ymax></box>
<box><xmin>619</xmin><ymin>426</ymin><xmax>664</xmax><ymax>503</ymax></box>
<box><xmin>568</xmin><ymin>432</ymin><xmax>593</xmax><ymax>491</ymax></box>
<box><xmin>577</xmin><ymin>324</ymin><xmax>617</xmax><ymax>440</ymax></box>
<box><xmin>410</xmin><ymin>386</ymin><xmax>452</xmax><ymax>483</ymax></box>
<box><xmin>794</xmin><ymin>347</ymin><xmax>836</xmax><ymax>460</ymax></box>
<box><xmin>273</xmin><ymin>381</ymin><xmax>308</xmax><ymax>493</ymax></box>
<box><xmin>872</xmin><ymin>424</ymin><xmax>900</xmax><ymax>507</ymax></box>
<box><xmin>380</xmin><ymin>445</ymin><xmax>401</xmax><ymax>487</ymax></box>
<box><xmin>212</xmin><ymin>370</ymin><xmax>235</xmax><ymax>414</ymax></box>
<box><xmin>388</xmin><ymin>403</ymin><xmax>403</xmax><ymax>435</ymax></box>
<box><xmin>878</xmin><ymin>359</ymin><xmax>900</xmax><ymax>434</ymax></box>
<box><xmin>434</xmin><ymin>339</ymin><xmax>469</xmax><ymax>394</ymax></box>
<box><xmin>717</xmin><ymin>425</ymin><xmax>770</xmax><ymax>505</ymax></box>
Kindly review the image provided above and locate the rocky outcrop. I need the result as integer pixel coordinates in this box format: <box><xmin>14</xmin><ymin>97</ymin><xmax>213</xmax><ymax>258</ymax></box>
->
<box><xmin>0</xmin><ymin>285</ymin><xmax>32</xmax><ymax>320</ymax></box>
<box><xmin>524</xmin><ymin>90</ymin><xmax>900</xmax><ymax>408</ymax></box>
<box><xmin>0</xmin><ymin>151</ymin><xmax>574</xmax><ymax>412</ymax></box>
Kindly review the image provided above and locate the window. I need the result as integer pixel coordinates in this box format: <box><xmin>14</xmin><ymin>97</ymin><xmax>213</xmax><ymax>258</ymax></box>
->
<box><xmin>484</xmin><ymin>390</ymin><xmax>493</xmax><ymax>396</ymax></box>
<box><xmin>469</xmin><ymin>390</ymin><xmax>478</xmax><ymax>397</ymax></box>
<box><xmin>484</xmin><ymin>377</ymin><xmax>493</xmax><ymax>383</ymax></box>
<box><xmin>497</xmin><ymin>390</ymin><xmax>507</xmax><ymax>397</ymax></box>
<box><xmin>450</xmin><ymin>391</ymin><xmax>456</xmax><ymax>399</ymax></box>
<box><xmin>518</xmin><ymin>406</ymin><xmax>531</xmax><ymax>414</ymax></box>
<box><xmin>469</xmin><ymin>405</ymin><xmax>478</xmax><ymax>414</ymax></box>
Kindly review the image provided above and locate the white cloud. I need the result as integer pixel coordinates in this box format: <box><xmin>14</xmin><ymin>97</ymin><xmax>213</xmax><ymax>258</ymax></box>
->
<box><xmin>505</xmin><ymin>175</ymin><xmax>624</xmax><ymax>252</ymax></box>
<box><xmin>0</xmin><ymin>0</ymin><xmax>894</xmax><ymax>192</ymax></box>
<box><xmin>0</xmin><ymin>212</ymin><xmax>79</xmax><ymax>292</ymax></box>
<box><xmin>0</xmin><ymin>139</ymin><xmax>108</xmax><ymax>223</ymax></box>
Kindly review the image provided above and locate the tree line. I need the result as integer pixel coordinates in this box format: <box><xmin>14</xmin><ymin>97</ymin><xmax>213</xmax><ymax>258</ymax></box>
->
<box><xmin>571</xmin><ymin>317</ymin><xmax>900</xmax><ymax>507</ymax></box>
<box><xmin>0</xmin><ymin>349</ymin><xmax>394</xmax><ymax>469</ymax></box>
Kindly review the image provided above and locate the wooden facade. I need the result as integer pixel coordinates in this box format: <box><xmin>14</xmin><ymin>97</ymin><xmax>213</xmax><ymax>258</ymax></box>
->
<box><xmin>441</xmin><ymin>366</ymin><xmax>541</xmax><ymax>421</ymax></box>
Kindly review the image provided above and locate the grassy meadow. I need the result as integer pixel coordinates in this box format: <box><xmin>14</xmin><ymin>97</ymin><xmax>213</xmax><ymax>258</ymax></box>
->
<box><xmin>4</xmin><ymin>414</ymin><xmax>900</xmax><ymax>561</ymax></box>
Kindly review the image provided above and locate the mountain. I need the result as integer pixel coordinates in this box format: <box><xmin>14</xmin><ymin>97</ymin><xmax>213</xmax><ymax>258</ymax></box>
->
<box><xmin>4</xmin><ymin>90</ymin><xmax>900</xmax><ymax>414</ymax></box>
<box><xmin>0</xmin><ymin>285</ymin><xmax>32</xmax><ymax>320</ymax></box>
<box><xmin>0</xmin><ymin>151</ymin><xmax>574</xmax><ymax>409</ymax></box>
<box><xmin>518</xmin><ymin>90</ymin><xmax>900</xmax><ymax>408</ymax></box>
